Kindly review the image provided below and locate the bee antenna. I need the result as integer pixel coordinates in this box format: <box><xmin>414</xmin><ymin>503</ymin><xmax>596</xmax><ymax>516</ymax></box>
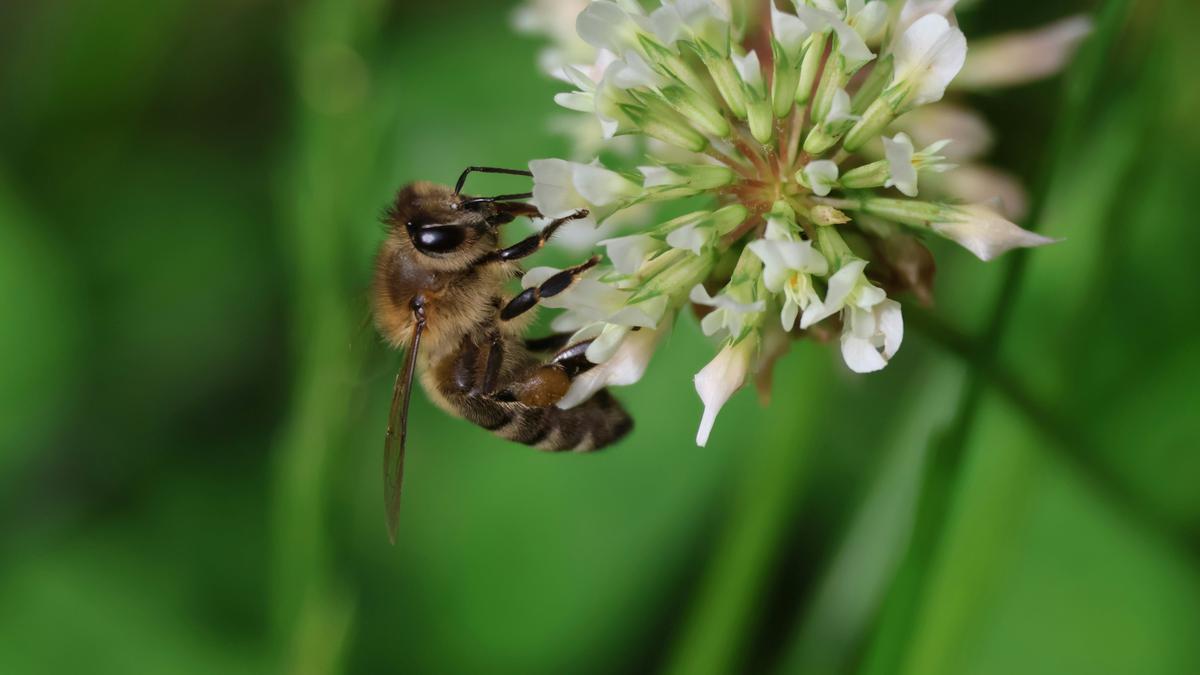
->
<box><xmin>460</xmin><ymin>192</ymin><xmax>533</xmax><ymax>208</ymax></box>
<box><xmin>454</xmin><ymin>166</ymin><xmax>533</xmax><ymax>195</ymax></box>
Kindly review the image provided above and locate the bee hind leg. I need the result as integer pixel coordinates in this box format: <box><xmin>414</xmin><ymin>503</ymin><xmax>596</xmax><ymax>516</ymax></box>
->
<box><xmin>492</xmin><ymin>338</ymin><xmax>599</xmax><ymax>407</ymax></box>
<box><xmin>442</xmin><ymin>333</ymin><xmax>629</xmax><ymax>450</ymax></box>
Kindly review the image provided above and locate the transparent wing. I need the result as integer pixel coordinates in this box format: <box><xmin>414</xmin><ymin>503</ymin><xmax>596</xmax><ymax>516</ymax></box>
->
<box><xmin>384</xmin><ymin>314</ymin><xmax>424</xmax><ymax>544</ymax></box>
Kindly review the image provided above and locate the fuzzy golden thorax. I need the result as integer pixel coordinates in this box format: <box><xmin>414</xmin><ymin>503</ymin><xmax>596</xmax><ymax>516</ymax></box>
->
<box><xmin>372</xmin><ymin>181</ymin><xmax>527</xmax><ymax>361</ymax></box>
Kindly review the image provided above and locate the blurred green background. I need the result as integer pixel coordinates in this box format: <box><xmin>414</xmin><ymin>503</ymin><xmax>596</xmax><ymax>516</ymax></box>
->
<box><xmin>1</xmin><ymin>0</ymin><xmax>1198</xmax><ymax>673</ymax></box>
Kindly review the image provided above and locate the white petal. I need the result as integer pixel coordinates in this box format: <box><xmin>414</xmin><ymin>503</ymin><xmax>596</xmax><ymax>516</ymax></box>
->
<box><xmin>667</xmin><ymin>223</ymin><xmax>712</xmax><ymax>254</ymax></box>
<box><xmin>853</xmin><ymin>281</ymin><xmax>886</xmax><ymax>310</ymax></box>
<box><xmin>689</xmin><ymin>284</ymin><xmax>718</xmax><ymax>306</ymax></box>
<box><xmin>530</xmin><ymin>158</ymin><xmax>585</xmax><ymax>218</ymax></box>
<box><xmin>600</xmin><ymin>233</ymin><xmax>660</xmax><ymax>274</ymax></box>
<box><xmin>883</xmin><ymin>133</ymin><xmax>919</xmax><ymax>197</ymax></box>
<box><xmin>877</xmin><ymin>299</ymin><xmax>904</xmax><ymax>358</ymax></box>
<box><xmin>780</xmin><ymin>301</ymin><xmax>799</xmax><ymax>330</ymax></box>
<box><xmin>554</xmin><ymin>91</ymin><xmax>595</xmax><ymax>112</ymax></box>
<box><xmin>797</xmin><ymin>4</ymin><xmax>874</xmax><ymax>69</ymax></box>
<box><xmin>671</xmin><ymin>0</ymin><xmax>732</xmax><ymax>52</ymax></box>
<box><xmin>551</xmin><ymin>310</ymin><xmax>592</xmax><ymax>333</ymax></box>
<box><xmin>559</xmin><ymin>63</ymin><xmax>599</xmax><ymax>91</ymax></box>
<box><xmin>771</xmin><ymin>4</ymin><xmax>811</xmax><ymax>57</ymax></box>
<box><xmin>560</xmin><ymin>322</ymin><xmax>669</xmax><ymax>409</ymax></box>
<box><xmin>896</xmin><ymin>0</ymin><xmax>959</xmax><ymax>37</ymax></box>
<box><xmin>568</xmin><ymin>321</ymin><xmax>607</xmax><ymax>345</ymax></box>
<box><xmin>956</xmin><ymin>16</ymin><xmax>1093</xmax><ymax>89</ymax></box>
<box><xmin>539</xmin><ymin>277</ymin><xmax>624</xmax><ymax>314</ymax></box>
<box><xmin>846</xmin><ymin>303</ymin><xmax>877</xmax><ymax>339</ymax></box>
<box><xmin>763</xmin><ymin>215</ymin><xmax>795</xmax><ymax>240</ymax></box>
<box><xmin>778</xmin><ymin>239</ymin><xmax>829</xmax><ymax>275</ymax></box>
<box><xmin>585</xmin><ymin>323</ymin><xmax>631</xmax><ymax>362</ymax></box>
<box><xmin>841</xmin><ymin>333</ymin><xmax>888</xmax><ymax>372</ymax></box>
<box><xmin>648</xmin><ymin>5</ymin><xmax>684</xmax><ymax>44</ymax></box>
<box><xmin>932</xmin><ymin>204</ymin><xmax>1059</xmax><ymax>261</ymax></box>
<box><xmin>893</xmin><ymin>103</ymin><xmax>992</xmax><ymax>161</ymax></box>
<box><xmin>731</xmin><ymin>48</ymin><xmax>764</xmax><ymax>89</ymax></box>
<box><xmin>608</xmin><ymin>295</ymin><xmax>668</xmax><ymax>328</ymax></box>
<box><xmin>577</xmin><ymin>1</ymin><xmax>635</xmax><ymax>52</ymax></box>
<box><xmin>521</xmin><ymin>266</ymin><xmax>559</xmax><ymax>289</ymax></box>
<box><xmin>693</xmin><ymin>340</ymin><xmax>753</xmax><ymax>446</ymax></box>
<box><xmin>852</xmin><ymin>1</ymin><xmax>888</xmax><ymax>41</ymax></box>
<box><xmin>934</xmin><ymin>164</ymin><xmax>1029</xmax><ymax>220</ymax></box>
<box><xmin>826</xmin><ymin>88</ymin><xmax>858</xmax><ymax>124</ymax></box>
<box><xmin>893</xmin><ymin>14</ymin><xmax>967</xmax><ymax>107</ymax></box>
<box><xmin>802</xmin><ymin>259</ymin><xmax>867</xmax><ymax>327</ymax></box>
<box><xmin>803</xmin><ymin>160</ymin><xmax>840</xmax><ymax>197</ymax></box>
<box><xmin>639</xmin><ymin>165</ymin><xmax>676</xmax><ymax>187</ymax></box>
<box><xmin>572</xmin><ymin>162</ymin><xmax>640</xmax><ymax>206</ymax></box>
<box><xmin>700</xmin><ymin>310</ymin><xmax>725</xmax><ymax>336</ymax></box>
<box><xmin>747</xmin><ymin>239</ymin><xmax>787</xmax><ymax>292</ymax></box>
<box><xmin>610</xmin><ymin>50</ymin><xmax>665</xmax><ymax>89</ymax></box>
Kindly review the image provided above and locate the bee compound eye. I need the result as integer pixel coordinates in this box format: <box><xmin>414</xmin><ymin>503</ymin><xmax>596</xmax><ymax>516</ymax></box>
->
<box><xmin>412</xmin><ymin>225</ymin><xmax>467</xmax><ymax>254</ymax></box>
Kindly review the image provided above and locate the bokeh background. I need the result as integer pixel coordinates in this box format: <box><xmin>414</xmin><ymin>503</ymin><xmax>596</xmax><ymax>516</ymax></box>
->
<box><xmin>1</xmin><ymin>0</ymin><xmax>1198</xmax><ymax>673</ymax></box>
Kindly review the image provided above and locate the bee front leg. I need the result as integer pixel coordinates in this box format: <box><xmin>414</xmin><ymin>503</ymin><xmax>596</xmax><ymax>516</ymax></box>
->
<box><xmin>488</xmin><ymin>209</ymin><xmax>590</xmax><ymax>262</ymax></box>
<box><xmin>485</xmin><ymin>200</ymin><xmax>542</xmax><ymax>226</ymax></box>
<box><xmin>500</xmin><ymin>255</ymin><xmax>600</xmax><ymax>321</ymax></box>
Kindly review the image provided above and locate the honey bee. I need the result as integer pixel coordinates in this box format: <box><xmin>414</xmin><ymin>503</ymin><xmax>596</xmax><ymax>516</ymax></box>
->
<box><xmin>373</xmin><ymin>166</ymin><xmax>632</xmax><ymax>540</ymax></box>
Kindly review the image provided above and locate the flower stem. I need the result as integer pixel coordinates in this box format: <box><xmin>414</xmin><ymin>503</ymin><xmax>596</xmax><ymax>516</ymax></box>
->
<box><xmin>664</xmin><ymin>351</ymin><xmax>829</xmax><ymax>675</ymax></box>
<box><xmin>705</xmin><ymin>145</ymin><xmax>757</xmax><ymax>178</ymax></box>
<box><xmin>854</xmin><ymin>3</ymin><xmax>1138</xmax><ymax>673</ymax></box>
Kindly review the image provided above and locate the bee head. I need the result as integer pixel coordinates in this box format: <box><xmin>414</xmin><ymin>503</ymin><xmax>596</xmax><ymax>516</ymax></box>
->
<box><xmin>385</xmin><ymin>182</ymin><xmax>499</xmax><ymax>268</ymax></box>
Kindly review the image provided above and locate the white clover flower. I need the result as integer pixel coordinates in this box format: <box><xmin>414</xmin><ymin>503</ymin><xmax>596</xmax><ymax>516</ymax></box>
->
<box><xmin>801</xmin><ymin>259</ymin><xmax>879</xmax><ymax>327</ymax></box>
<box><xmin>694</xmin><ymin>337</ymin><xmax>756</xmax><ymax>446</ymax></box>
<box><xmin>799</xmin><ymin>160</ymin><xmax>839</xmax><ymax>197</ymax></box>
<box><xmin>893</xmin><ymin>103</ymin><xmax>992</xmax><ymax>161</ymax></box>
<box><xmin>639</xmin><ymin>162</ymin><xmax>736</xmax><ymax>199</ymax></box>
<box><xmin>690</xmin><ymin>284</ymin><xmax>765</xmax><ymax>340</ymax></box>
<box><xmin>930</xmin><ymin>203</ymin><xmax>1060</xmax><ymax>261</ymax></box>
<box><xmin>882</xmin><ymin>132</ymin><xmax>953</xmax><ymax>197</ymax></box>
<box><xmin>792</xmin><ymin>2</ymin><xmax>875</xmax><ymax>71</ymax></box>
<box><xmin>658</xmin><ymin>206</ymin><xmax>747</xmax><ymax>255</ymax></box>
<box><xmin>599</xmin><ymin>233</ymin><xmax>665</xmax><ymax>275</ymax></box>
<box><xmin>890</xmin><ymin>14</ymin><xmax>967</xmax><ymax>109</ymax></box>
<box><xmin>513</xmin><ymin>0</ymin><xmax>596</xmax><ymax>78</ymax></box>
<box><xmin>523</xmin><ymin>267</ymin><xmax>665</xmax><ymax>329</ymax></box>
<box><xmin>841</xmin><ymin>298</ymin><xmax>904</xmax><ymax>373</ymax></box>
<box><xmin>558</xmin><ymin>321</ymin><xmax>672</xmax><ymax>409</ymax></box>
<box><xmin>825</xmin><ymin>89</ymin><xmax>859</xmax><ymax>127</ymax></box>
<box><xmin>530</xmin><ymin>158</ymin><xmax>642</xmax><ymax>225</ymax></box>
<box><xmin>748</xmin><ymin>230</ymin><xmax>828</xmax><ymax>330</ymax></box>
<box><xmin>955</xmin><ymin>16</ymin><xmax>1093</xmax><ymax>89</ymax></box>
<box><xmin>512</xmin><ymin>0</ymin><xmax>1075</xmax><ymax>445</ymax></box>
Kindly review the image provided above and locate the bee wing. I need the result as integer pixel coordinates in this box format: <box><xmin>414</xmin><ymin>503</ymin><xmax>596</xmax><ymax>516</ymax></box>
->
<box><xmin>384</xmin><ymin>312</ymin><xmax>425</xmax><ymax>544</ymax></box>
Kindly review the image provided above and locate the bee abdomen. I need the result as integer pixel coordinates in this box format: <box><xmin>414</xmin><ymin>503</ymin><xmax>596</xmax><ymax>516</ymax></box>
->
<box><xmin>500</xmin><ymin>390</ymin><xmax>632</xmax><ymax>452</ymax></box>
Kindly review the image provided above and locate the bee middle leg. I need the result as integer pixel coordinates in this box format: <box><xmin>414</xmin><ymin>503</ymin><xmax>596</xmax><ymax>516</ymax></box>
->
<box><xmin>524</xmin><ymin>332</ymin><xmax>573</xmax><ymax>353</ymax></box>
<box><xmin>500</xmin><ymin>255</ymin><xmax>600</xmax><ymax>321</ymax></box>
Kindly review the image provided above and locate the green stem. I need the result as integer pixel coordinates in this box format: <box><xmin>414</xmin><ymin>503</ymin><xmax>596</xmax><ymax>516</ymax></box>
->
<box><xmin>271</xmin><ymin>0</ymin><xmax>399</xmax><ymax>672</ymax></box>
<box><xmin>663</xmin><ymin>350</ymin><xmax>828</xmax><ymax>675</ymax></box>
<box><xmin>905</xmin><ymin>275</ymin><xmax>1200</xmax><ymax>558</ymax></box>
<box><xmin>855</xmin><ymin>2</ymin><xmax>1136</xmax><ymax>673</ymax></box>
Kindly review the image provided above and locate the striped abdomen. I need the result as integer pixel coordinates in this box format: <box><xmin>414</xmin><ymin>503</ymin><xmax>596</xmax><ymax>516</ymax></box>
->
<box><xmin>426</xmin><ymin>333</ymin><xmax>633</xmax><ymax>452</ymax></box>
